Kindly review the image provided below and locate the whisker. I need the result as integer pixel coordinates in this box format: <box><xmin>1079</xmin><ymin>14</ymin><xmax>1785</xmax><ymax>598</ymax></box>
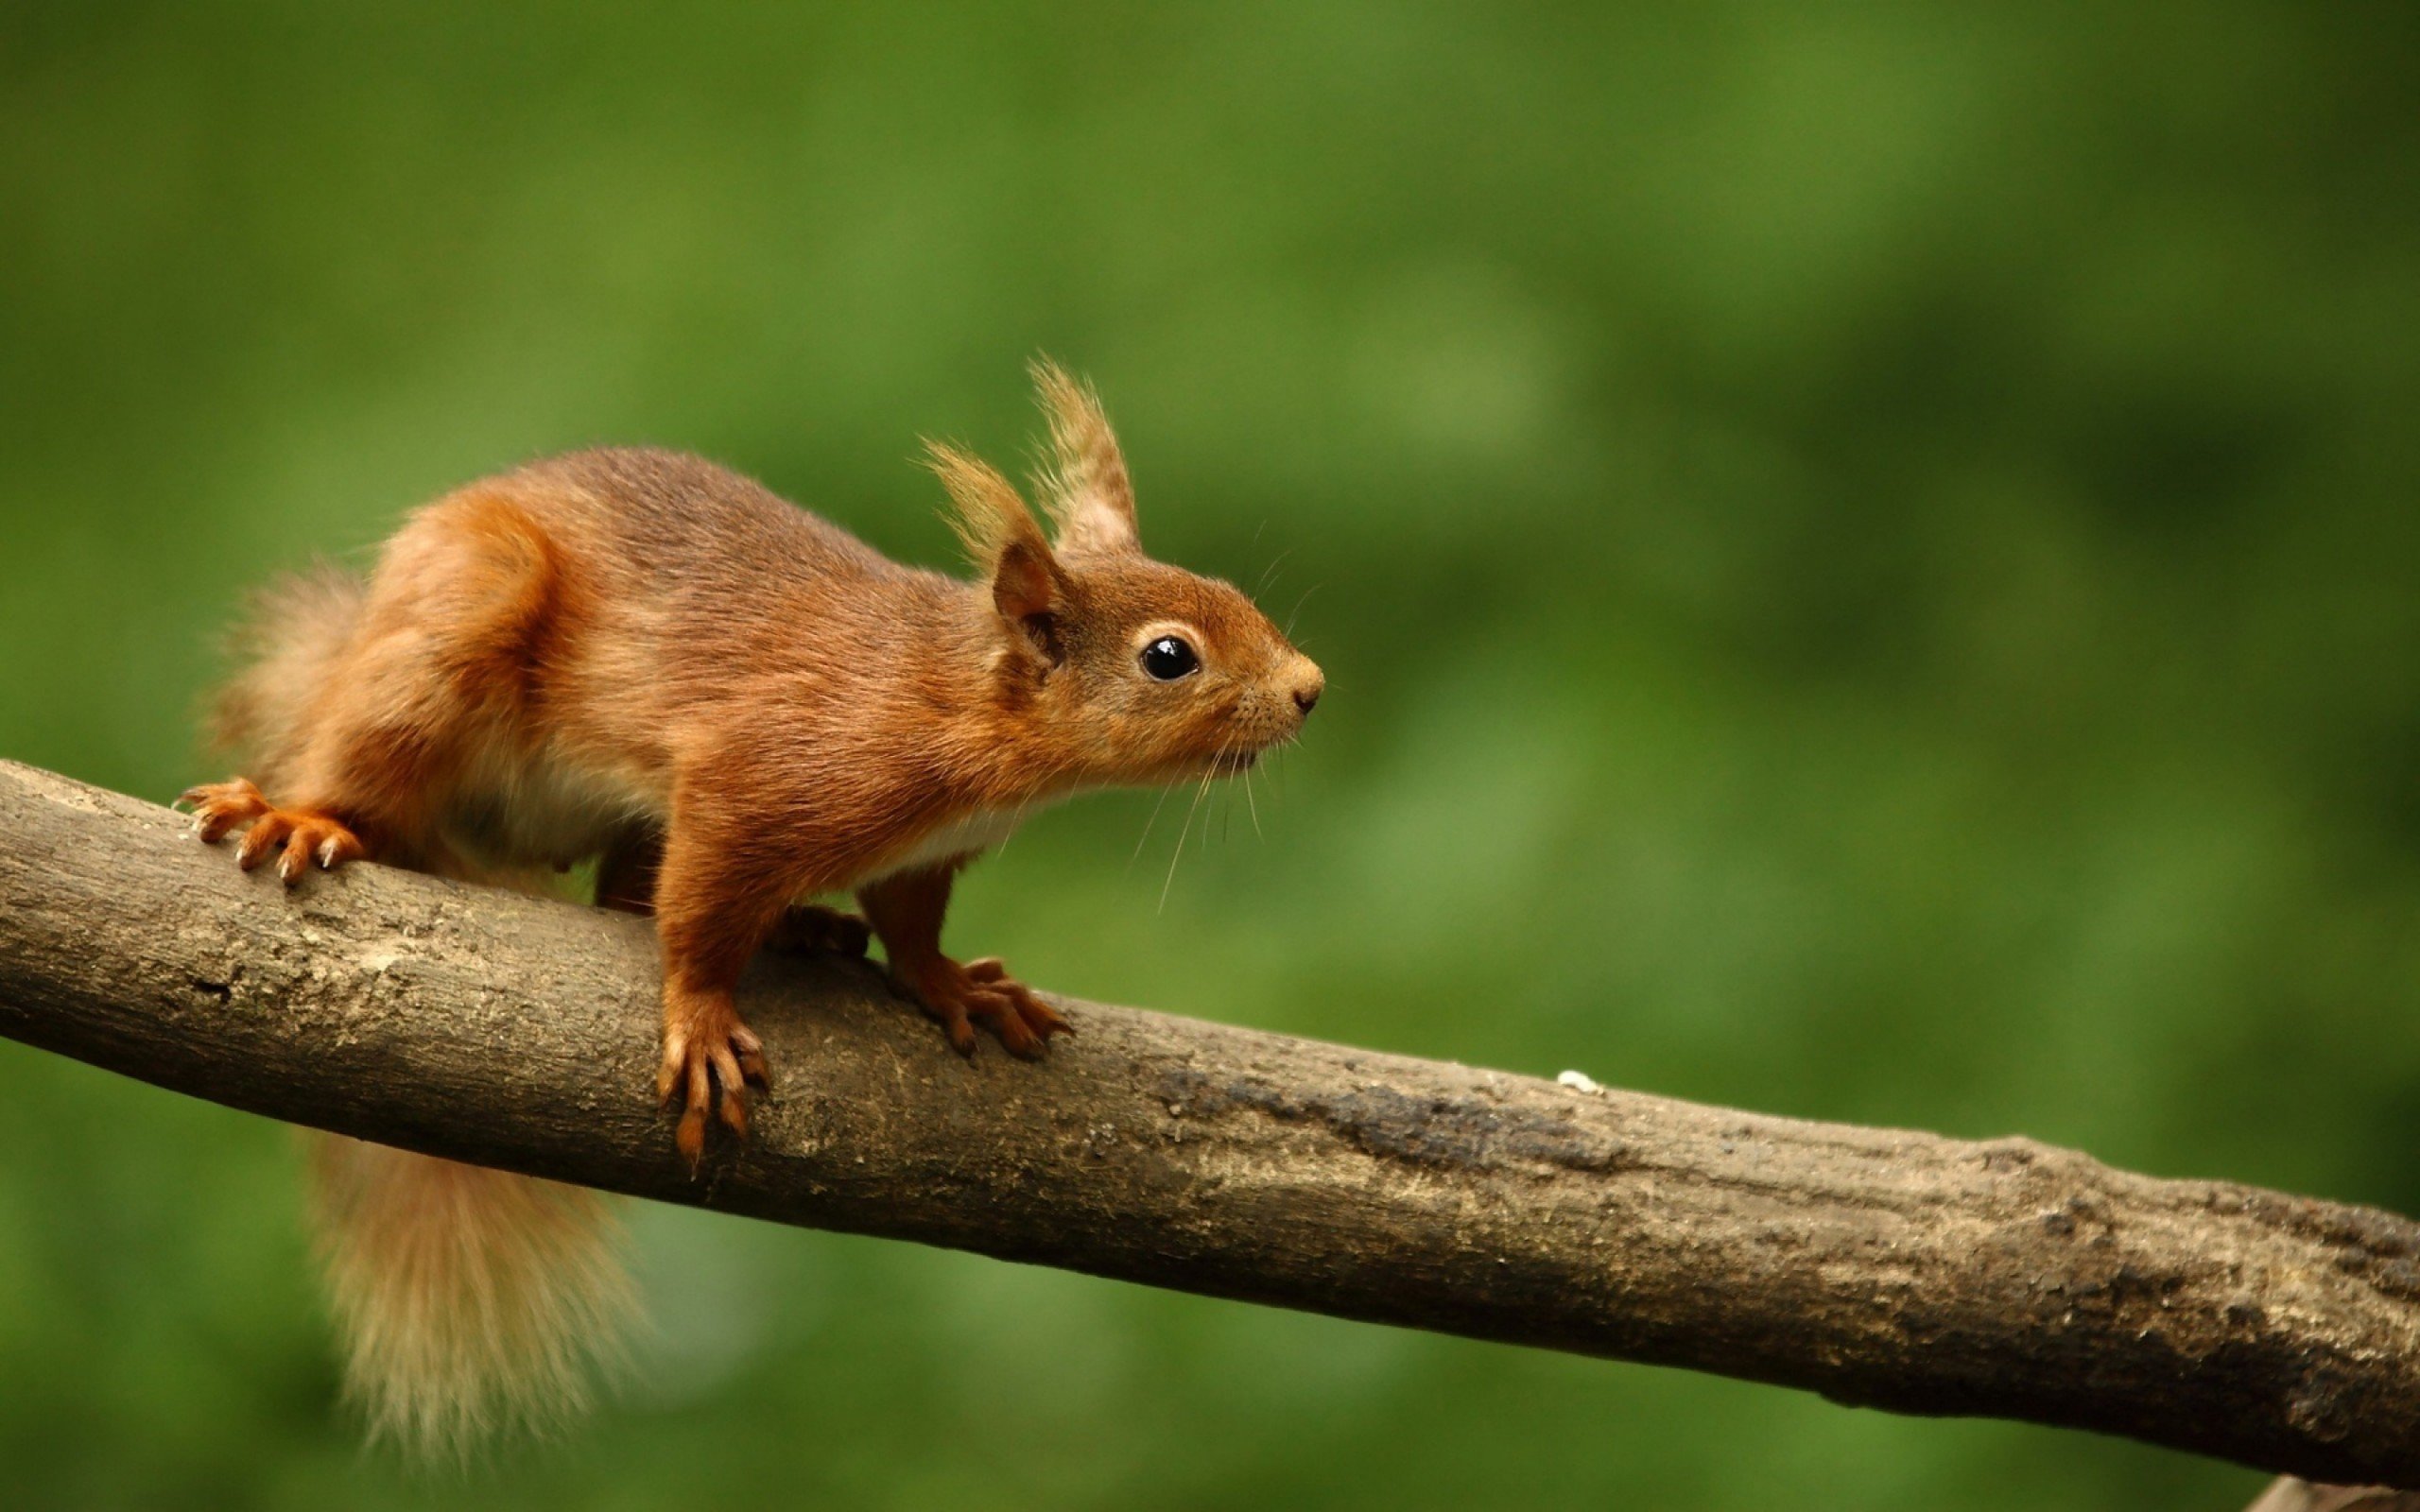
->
<box><xmin>995</xmin><ymin>753</ymin><xmax>1074</xmax><ymax>858</ymax></box>
<box><xmin>994</xmin><ymin>795</ymin><xmax>1033</xmax><ymax>856</ymax></box>
<box><xmin>1159</xmin><ymin>781</ymin><xmax>1205</xmax><ymax>912</ymax></box>
<box><xmin>1160</xmin><ymin>737</ymin><xmax>1229</xmax><ymax>912</ymax></box>
<box><xmin>1131</xmin><ymin>780</ymin><xmax>1181</xmax><ymax>868</ymax></box>
<box><xmin>1254</xmin><ymin>546</ymin><xmax>1294</xmax><ymax>598</ymax></box>
<box><xmin>1285</xmin><ymin>582</ymin><xmax>1322</xmax><ymax>638</ymax></box>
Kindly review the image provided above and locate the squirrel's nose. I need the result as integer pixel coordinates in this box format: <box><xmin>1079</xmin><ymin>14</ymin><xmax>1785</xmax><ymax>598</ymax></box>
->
<box><xmin>1288</xmin><ymin>662</ymin><xmax>1324</xmax><ymax>717</ymax></box>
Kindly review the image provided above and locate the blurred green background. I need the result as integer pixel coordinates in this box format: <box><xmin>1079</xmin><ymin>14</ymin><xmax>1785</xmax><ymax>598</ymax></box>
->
<box><xmin>4</xmin><ymin>4</ymin><xmax>2417</xmax><ymax>1507</ymax></box>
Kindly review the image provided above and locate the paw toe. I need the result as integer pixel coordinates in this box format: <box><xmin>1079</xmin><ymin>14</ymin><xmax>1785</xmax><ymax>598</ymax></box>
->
<box><xmin>277</xmin><ymin>832</ymin><xmax>315</xmax><ymax>885</ymax></box>
<box><xmin>234</xmin><ymin>813</ymin><xmax>294</xmax><ymax>869</ymax></box>
<box><xmin>186</xmin><ymin>788</ymin><xmax>364</xmax><ymax>883</ymax></box>
<box><xmin>182</xmin><ymin>779</ymin><xmax>273</xmax><ymax>843</ymax></box>
<box><xmin>659</xmin><ymin>1008</ymin><xmax>770</xmax><ymax>1166</ymax></box>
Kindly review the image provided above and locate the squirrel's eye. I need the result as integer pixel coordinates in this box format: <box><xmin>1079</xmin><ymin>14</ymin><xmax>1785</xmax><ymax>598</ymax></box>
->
<box><xmin>1140</xmin><ymin>636</ymin><xmax>1200</xmax><ymax>681</ymax></box>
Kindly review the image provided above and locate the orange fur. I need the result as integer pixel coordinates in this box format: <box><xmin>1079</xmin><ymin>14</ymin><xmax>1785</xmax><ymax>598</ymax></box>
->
<box><xmin>312</xmin><ymin>1137</ymin><xmax>632</xmax><ymax>1455</ymax></box>
<box><xmin>187</xmin><ymin>366</ymin><xmax>1323</xmax><ymax>1449</ymax></box>
<box><xmin>1030</xmin><ymin>357</ymin><xmax>1140</xmax><ymax>558</ymax></box>
<box><xmin>201</xmin><ymin>567</ymin><xmax>631</xmax><ymax>1457</ymax></box>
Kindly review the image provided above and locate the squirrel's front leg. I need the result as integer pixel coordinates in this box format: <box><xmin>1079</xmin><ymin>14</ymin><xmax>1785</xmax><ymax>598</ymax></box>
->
<box><xmin>857</xmin><ymin>859</ymin><xmax>1071</xmax><ymax>1058</ymax></box>
<box><xmin>598</xmin><ymin>829</ymin><xmax>868</xmax><ymax>957</ymax></box>
<box><xmin>649</xmin><ymin>824</ymin><xmax>790</xmax><ymax>1165</ymax></box>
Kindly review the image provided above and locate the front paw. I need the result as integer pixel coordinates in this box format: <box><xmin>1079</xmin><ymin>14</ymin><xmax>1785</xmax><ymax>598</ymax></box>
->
<box><xmin>902</xmin><ymin>956</ymin><xmax>1072</xmax><ymax>1059</ymax></box>
<box><xmin>656</xmin><ymin>989</ymin><xmax>769</xmax><ymax>1166</ymax></box>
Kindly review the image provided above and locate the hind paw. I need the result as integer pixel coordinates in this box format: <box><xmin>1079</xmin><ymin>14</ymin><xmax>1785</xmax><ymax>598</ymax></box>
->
<box><xmin>178</xmin><ymin>779</ymin><xmax>367</xmax><ymax>885</ymax></box>
<box><xmin>765</xmin><ymin>903</ymin><xmax>873</xmax><ymax>958</ymax></box>
<box><xmin>179</xmin><ymin>778</ymin><xmax>271</xmax><ymax>841</ymax></box>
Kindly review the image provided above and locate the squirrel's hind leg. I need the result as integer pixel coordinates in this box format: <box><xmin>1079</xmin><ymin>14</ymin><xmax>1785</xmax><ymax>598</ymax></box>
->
<box><xmin>765</xmin><ymin>903</ymin><xmax>872</xmax><ymax>958</ymax></box>
<box><xmin>189</xmin><ymin>493</ymin><xmax>581</xmax><ymax>885</ymax></box>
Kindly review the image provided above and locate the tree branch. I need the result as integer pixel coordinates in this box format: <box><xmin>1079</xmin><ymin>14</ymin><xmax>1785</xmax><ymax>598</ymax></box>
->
<box><xmin>2</xmin><ymin>760</ymin><xmax>2417</xmax><ymax>1486</ymax></box>
<box><xmin>2249</xmin><ymin>1482</ymin><xmax>2420</xmax><ymax>1512</ymax></box>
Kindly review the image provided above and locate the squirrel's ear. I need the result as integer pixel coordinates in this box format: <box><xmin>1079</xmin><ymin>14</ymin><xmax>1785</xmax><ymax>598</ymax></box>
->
<box><xmin>1031</xmin><ymin>357</ymin><xmax>1140</xmax><ymax>557</ymax></box>
<box><xmin>989</xmin><ymin>537</ymin><xmax>1061</xmax><ymax>626</ymax></box>
<box><xmin>925</xmin><ymin>440</ymin><xmax>1066</xmax><ymax>630</ymax></box>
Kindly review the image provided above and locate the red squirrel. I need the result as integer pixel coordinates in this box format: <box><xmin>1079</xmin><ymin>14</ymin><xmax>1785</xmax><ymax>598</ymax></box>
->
<box><xmin>179</xmin><ymin>363</ymin><xmax>1322</xmax><ymax>1450</ymax></box>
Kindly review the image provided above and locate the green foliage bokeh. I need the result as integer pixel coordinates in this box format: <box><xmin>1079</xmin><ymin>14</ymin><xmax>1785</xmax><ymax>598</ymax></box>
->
<box><xmin>3</xmin><ymin>5</ymin><xmax>2416</xmax><ymax>1507</ymax></box>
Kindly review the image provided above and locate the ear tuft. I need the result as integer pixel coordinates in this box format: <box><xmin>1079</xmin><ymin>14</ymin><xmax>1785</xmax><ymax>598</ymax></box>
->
<box><xmin>924</xmin><ymin>440</ymin><xmax>1066</xmax><ymax>639</ymax></box>
<box><xmin>925</xmin><ymin>440</ymin><xmax>1046</xmax><ymax>562</ymax></box>
<box><xmin>1030</xmin><ymin>357</ymin><xmax>1140</xmax><ymax>557</ymax></box>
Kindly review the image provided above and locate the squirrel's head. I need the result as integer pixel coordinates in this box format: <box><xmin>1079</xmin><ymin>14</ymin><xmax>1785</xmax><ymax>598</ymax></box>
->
<box><xmin>929</xmin><ymin>361</ymin><xmax>1322</xmax><ymax>789</ymax></box>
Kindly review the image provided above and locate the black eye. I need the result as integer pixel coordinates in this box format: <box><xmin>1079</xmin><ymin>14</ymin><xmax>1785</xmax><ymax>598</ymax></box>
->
<box><xmin>1140</xmin><ymin>635</ymin><xmax>1200</xmax><ymax>681</ymax></box>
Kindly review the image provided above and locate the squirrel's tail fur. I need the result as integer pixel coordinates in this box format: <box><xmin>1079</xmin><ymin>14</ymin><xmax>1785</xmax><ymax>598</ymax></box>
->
<box><xmin>310</xmin><ymin>1137</ymin><xmax>633</xmax><ymax>1453</ymax></box>
<box><xmin>212</xmin><ymin>564</ymin><xmax>637</xmax><ymax>1456</ymax></box>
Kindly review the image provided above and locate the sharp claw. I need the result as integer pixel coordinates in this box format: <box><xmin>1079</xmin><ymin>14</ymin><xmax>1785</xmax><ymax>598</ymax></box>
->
<box><xmin>661</xmin><ymin>1005</ymin><xmax>772</xmax><ymax>1164</ymax></box>
<box><xmin>656</xmin><ymin>1040</ymin><xmax>686</xmax><ymax>1107</ymax></box>
<box><xmin>182</xmin><ymin>784</ymin><xmax>364</xmax><ymax>880</ymax></box>
<box><xmin>1021</xmin><ymin>995</ymin><xmax>1072</xmax><ymax>1038</ymax></box>
<box><xmin>676</xmin><ymin>1105</ymin><xmax>706</xmax><ymax>1169</ymax></box>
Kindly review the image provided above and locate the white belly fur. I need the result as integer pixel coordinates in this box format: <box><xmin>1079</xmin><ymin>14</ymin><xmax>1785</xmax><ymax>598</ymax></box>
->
<box><xmin>843</xmin><ymin>803</ymin><xmax>1046</xmax><ymax>894</ymax></box>
<box><xmin>890</xmin><ymin>807</ymin><xmax>1028</xmax><ymax>872</ymax></box>
<box><xmin>446</xmin><ymin>740</ymin><xmax>664</xmax><ymax>868</ymax></box>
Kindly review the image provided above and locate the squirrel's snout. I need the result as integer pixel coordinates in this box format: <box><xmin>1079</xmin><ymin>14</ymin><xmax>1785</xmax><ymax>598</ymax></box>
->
<box><xmin>1286</xmin><ymin>660</ymin><xmax>1324</xmax><ymax>718</ymax></box>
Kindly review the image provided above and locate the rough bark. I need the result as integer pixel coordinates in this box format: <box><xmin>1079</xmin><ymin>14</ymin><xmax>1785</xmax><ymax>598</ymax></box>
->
<box><xmin>2248</xmin><ymin>1483</ymin><xmax>2420</xmax><ymax>1512</ymax></box>
<box><xmin>2</xmin><ymin>759</ymin><xmax>2417</xmax><ymax>1486</ymax></box>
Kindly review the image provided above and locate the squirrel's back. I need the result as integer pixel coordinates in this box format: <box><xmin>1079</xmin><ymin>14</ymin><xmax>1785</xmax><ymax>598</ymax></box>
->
<box><xmin>479</xmin><ymin>445</ymin><xmax>908</xmax><ymax>603</ymax></box>
<box><xmin>387</xmin><ymin>447</ymin><xmax>959</xmax><ymax>731</ymax></box>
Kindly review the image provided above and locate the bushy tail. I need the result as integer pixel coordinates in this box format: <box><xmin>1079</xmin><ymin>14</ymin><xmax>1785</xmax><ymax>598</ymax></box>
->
<box><xmin>311</xmin><ymin>1138</ymin><xmax>634</xmax><ymax>1454</ymax></box>
<box><xmin>206</xmin><ymin>561</ymin><xmax>371</xmax><ymax>790</ymax></box>
<box><xmin>211</xmin><ymin>565</ymin><xmax>638</xmax><ymax>1456</ymax></box>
